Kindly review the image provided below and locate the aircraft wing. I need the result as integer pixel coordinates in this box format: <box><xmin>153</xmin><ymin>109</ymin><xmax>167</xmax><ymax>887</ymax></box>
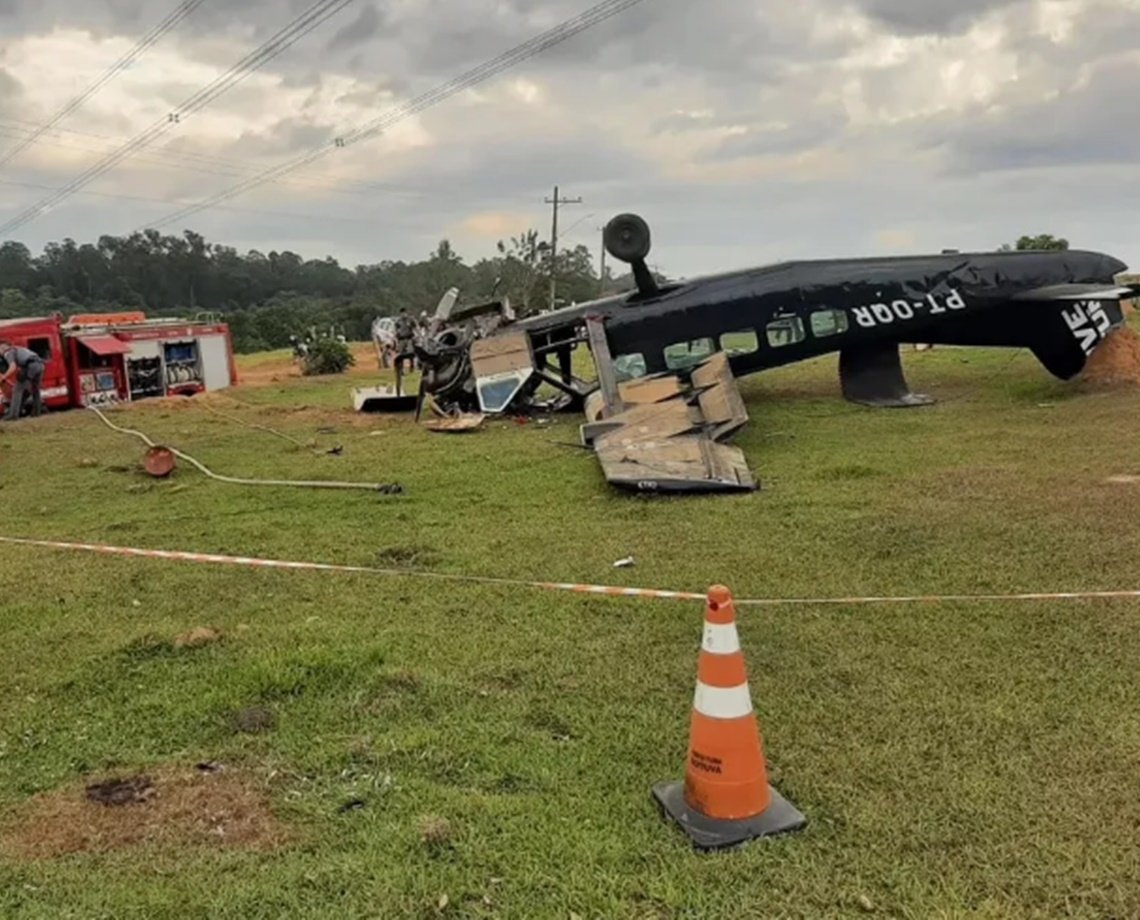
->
<box><xmin>582</xmin><ymin>352</ymin><xmax>757</xmax><ymax>494</ymax></box>
<box><xmin>1011</xmin><ymin>283</ymin><xmax>1138</xmax><ymax>301</ymax></box>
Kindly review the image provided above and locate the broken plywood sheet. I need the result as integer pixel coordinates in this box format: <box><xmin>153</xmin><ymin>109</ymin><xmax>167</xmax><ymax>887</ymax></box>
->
<box><xmin>582</xmin><ymin>351</ymin><xmax>757</xmax><ymax>494</ymax></box>
<box><xmin>470</xmin><ymin>331</ymin><xmax>534</xmax><ymax>378</ymax></box>
<box><xmin>594</xmin><ymin>433</ymin><xmax>755</xmax><ymax>493</ymax></box>
<box><xmin>691</xmin><ymin>352</ymin><xmax>749</xmax><ymax>440</ymax></box>
<box><xmin>423</xmin><ymin>413</ymin><xmax>485</xmax><ymax>433</ymax></box>
<box><xmin>617</xmin><ymin>374</ymin><xmax>685</xmax><ymax>405</ymax></box>
<box><xmin>599</xmin><ymin>397</ymin><xmax>701</xmax><ymax>442</ymax></box>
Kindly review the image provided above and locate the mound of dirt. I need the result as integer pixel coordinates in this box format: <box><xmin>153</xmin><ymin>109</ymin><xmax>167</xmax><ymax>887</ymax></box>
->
<box><xmin>0</xmin><ymin>764</ymin><xmax>286</xmax><ymax>860</ymax></box>
<box><xmin>1082</xmin><ymin>320</ymin><xmax>1140</xmax><ymax>387</ymax></box>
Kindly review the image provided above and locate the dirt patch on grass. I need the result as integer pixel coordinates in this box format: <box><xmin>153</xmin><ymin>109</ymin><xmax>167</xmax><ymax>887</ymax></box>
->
<box><xmin>0</xmin><ymin>763</ymin><xmax>287</xmax><ymax>860</ymax></box>
<box><xmin>1083</xmin><ymin>322</ymin><xmax>1140</xmax><ymax>388</ymax></box>
<box><xmin>233</xmin><ymin>344</ymin><xmax>377</xmax><ymax>388</ymax></box>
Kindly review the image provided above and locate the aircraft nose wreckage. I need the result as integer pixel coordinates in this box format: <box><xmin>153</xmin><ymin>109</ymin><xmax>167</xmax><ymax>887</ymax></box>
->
<box><xmin>412</xmin><ymin>213</ymin><xmax>1137</xmax><ymax>494</ymax></box>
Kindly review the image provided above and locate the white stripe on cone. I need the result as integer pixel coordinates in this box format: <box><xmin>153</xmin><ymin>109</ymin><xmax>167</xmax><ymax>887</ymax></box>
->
<box><xmin>701</xmin><ymin>621</ymin><xmax>741</xmax><ymax>655</ymax></box>
<box><xmin>693</xmin><ymin>681</ymin><xmax>753</xmax><ymax>720</ymax></box>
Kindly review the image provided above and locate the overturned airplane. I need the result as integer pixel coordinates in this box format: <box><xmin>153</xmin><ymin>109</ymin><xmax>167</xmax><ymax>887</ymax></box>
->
<box><xmin>411</xmin><ymin>213</ymin><xmax>1137</xmax><ymax>494</ymax></box>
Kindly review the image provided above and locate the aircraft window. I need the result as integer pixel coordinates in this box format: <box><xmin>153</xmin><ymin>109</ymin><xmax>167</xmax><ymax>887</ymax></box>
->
<box><xmin>664</xmin><ymin>337</ymin><xmax>715</xmax><ymax>370</ymax></box>
<box><xmin>475</xmin><ymin>370</ymin><xmax>531</xmax><ymax>413</ymax></box>
<box><xmin>28</xmin><ymin>337</ymin><xmax>53</xmax><ymax>360</ymax></box>
<box><xmin>766</xmin><ymin>317</ymin><xmax>805</xmax><ymax>347</ymax></box>
<box><xmin>719</xmin><ymin>330</ymin><xmax>759</xmax><ymax>356</ymax></box>
<box><xmin>810</xmin><ymin>309</ymin><xmax>849</xmax><ymax>338</ymax></box>
<box><xmin>613</xmin><ymin>352</ymin><xmax>647</xmax><ymax>381</ymax></box>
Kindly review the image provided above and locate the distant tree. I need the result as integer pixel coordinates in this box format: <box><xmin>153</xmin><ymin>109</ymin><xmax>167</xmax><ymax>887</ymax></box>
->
<box><xmin>1000</xmin><ymin>234</ymin><xmax>1070</xmax><ymax>252</ymax></box>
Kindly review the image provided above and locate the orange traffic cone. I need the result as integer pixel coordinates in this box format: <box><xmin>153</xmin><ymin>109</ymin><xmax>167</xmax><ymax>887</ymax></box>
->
<box><xmin>652</xmin><ymin>584</ymin><xmax>805</xmax><ymax>850</ymax></box>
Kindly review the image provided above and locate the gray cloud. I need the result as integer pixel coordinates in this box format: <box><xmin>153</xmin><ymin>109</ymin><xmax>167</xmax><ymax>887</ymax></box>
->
<box><xmin>0</xmin><ymin>67</ymin><xmax>23</xmax><ymax>110</ymax></box>
<box><xmin>854</xmin><ymin>0</ymin><xmax>1021</xmax><ymax>33</ymax></box>
<box><xmin>923</xmin><ymin>58</ymin><xmax>1140</xmax><ymax>173</ymax></box>
<box><xmin>327</xmin><ymin>2</ymin><xmax>382</xmax><ymax>51</ymax></box>
<box><xmin>1</xmin><ymin>0</ymin><xmax>1138</xmax><ymax>279</ymax></box>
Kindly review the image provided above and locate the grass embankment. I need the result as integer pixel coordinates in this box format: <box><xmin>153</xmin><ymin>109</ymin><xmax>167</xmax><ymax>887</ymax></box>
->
<box><xmin>1</xmin><ymin>343</ymin><xmax>1139</xmax><ymax>918</ymax></box>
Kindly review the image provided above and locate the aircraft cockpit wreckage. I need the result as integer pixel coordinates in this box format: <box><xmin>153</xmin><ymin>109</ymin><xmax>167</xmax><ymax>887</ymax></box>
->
<box><xmin>395</xmin><ymin>213</ymin><xmax>1138</xmax><ymax>494</ymax></box>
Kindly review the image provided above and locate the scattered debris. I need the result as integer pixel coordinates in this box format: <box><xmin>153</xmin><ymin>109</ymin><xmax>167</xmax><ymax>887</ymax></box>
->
<box><xmin>422</xmin><ymin>413</ymin><xmax>485</xmax><ymax>433</ymax></box>
<box><xmin>77</xmin><ymin>457</ymin><xmax>99</xmax><ymax>468</ymax></box>
<box><xmin>201</xmin><ymin>403</ymin><xmax>341</xmax><ymax>457</ymax></box>
<box><xmin>613</xmin><ymin>556</ymin><xmax>636</xmax><ymax>568</ymax></box>
<box><xmin>86</xmin><ymin>775</ymin><xmax>155</xmax><ymax>807</ymax></box>
<box><xmin>173</xmin><ymin>626</ymin><xmax>222</xmax><ymax>649</ymax></box>
<box><xmin>1106</xmin><ymin>475</ymin><xmax>1140</xmax><ymax>484</ymax></box>
<box><xmin>195</xmin><ymin>761</ymin><xmax>224</xmax><ymax>774</ymax></box>
<box><xmin>857</xmin><ymin>894</ymin><xmax>875</xmax><ymax>913</ymax></box>
<box><xmin>337</xmin><ymin>798</ymin><xmax>366</xmax><ymax>814</ymax></box>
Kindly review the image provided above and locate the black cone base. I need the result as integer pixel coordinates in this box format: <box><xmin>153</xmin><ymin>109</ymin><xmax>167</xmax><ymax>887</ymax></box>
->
<box><xmin>651</xmin><ymin>781</ymin><xmax>806</xmax><ymax>851</ymax></box>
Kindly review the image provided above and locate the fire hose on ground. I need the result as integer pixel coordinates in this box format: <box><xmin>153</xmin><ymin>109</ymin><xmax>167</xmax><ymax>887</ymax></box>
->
<box><xmin>87</xmin><ymin>406</ymin><xmax>402</xmax><ymax>494</ymax></box>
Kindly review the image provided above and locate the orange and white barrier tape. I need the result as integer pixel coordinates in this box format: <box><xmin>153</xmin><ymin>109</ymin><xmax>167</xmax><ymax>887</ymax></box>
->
<box><xmin>2</xmin><ymin>535</ymin><xmax>1140</xmax><ymax>607</ymax></box>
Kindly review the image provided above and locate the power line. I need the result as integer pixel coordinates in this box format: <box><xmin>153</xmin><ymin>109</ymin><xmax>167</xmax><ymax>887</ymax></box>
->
<box><xmin>0</xmin><ymin>178</ymin><xmax>381</xmax><ymax>225</ymax></box>
<box><xmin>0</xmin><ymin>0</ymin><xmax>209</xmax><ymax>170</ymax></box>
<box><xmin>141</xmin><ymin>0</ymin><xmax>648</xmax><ymax>232</ymax></box>
<box><xmin>0</xmin><ymin>0</ymin><xmax>357</xmax><ymax>238</ymax></box>
<box><xmin>0</xmin><ymin>120</ymin><xmax>424</xmax><ymax>201</ymax></box>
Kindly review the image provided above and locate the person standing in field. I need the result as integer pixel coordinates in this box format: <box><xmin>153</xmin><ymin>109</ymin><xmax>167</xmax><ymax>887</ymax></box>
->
<box><xmin>0</xmin><ymin>340</ymin><xmax>45</xmax><ymax>421</ymax></box>
<box><xmin>393</xmin><ymin>308</ymin><xmax>417</xmax><ymax>375</ymax></box>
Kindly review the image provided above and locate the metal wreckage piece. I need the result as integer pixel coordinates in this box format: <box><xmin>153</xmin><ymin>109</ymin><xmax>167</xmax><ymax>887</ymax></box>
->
<box><xmin>401</xmin><ymin>212</ymin><xmax>1138</xmax><ymax>495</ymax></box>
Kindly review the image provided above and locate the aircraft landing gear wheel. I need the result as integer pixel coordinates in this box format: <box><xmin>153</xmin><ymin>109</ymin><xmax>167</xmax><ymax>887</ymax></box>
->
<box><xmin>604</xmin><ymin>213</ymin><xmax>651</xmax><ymax>264</ymax></box>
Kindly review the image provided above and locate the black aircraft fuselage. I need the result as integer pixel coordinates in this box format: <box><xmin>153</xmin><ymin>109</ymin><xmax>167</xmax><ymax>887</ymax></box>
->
<box><xmin>504</xmin><ymin>217</ymin><xmax>1131</xmax><ymax>408</ymax></box>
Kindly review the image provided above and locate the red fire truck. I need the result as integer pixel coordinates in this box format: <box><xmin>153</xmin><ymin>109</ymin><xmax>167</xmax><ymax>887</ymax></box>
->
<box><xmin>0</xmin><ymin>310</ymin><xmax>238</xmax><ymax>415</ymax></box>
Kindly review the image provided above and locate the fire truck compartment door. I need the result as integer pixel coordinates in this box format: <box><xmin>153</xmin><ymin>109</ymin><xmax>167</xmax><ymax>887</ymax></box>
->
<box><xmin>78</xmin><ymin>335</ymin><xmax>131</xmax><ymax>356</ymax></box>
<box><xmin>128</xmin><ymin>339</ymin><xmax>161</xmax><ymax>359</ymax></box>
<box><xmin>198</xmin><ymin>334</ymin><xmax>231</xmax><ymax>389</ymax></box>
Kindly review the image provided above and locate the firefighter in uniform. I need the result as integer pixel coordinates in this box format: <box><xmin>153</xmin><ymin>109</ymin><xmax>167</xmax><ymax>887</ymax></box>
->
<box><xmin>393</xmin><ymin>308</ymin><xmax>417</xmax><ymax>376</ymax></box>
<box><xmin>0</xmin><ymin>341</ymin><xmax>45</xmax><ymax>421</ymax></box>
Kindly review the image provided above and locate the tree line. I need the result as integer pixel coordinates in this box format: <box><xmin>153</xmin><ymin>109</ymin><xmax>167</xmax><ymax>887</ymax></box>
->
<box><xmin>0</xmin><ymin>229</ymin><xmax>627</xmax><ymax>353</ymax></box>
<box><xmin>0</xmin><ymin>227</ymin><xmax>1068</xmax><ymax>354</ymax></box>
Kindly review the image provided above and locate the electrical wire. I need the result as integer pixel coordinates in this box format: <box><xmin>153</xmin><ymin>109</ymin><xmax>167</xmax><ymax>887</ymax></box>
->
<box><xmin>0</xmin><ymin>119</ymin><xmax>425</xmax><ymax>200</ymax></box>
<box><xmin>88</xmin><ymin>405</ymin><xmax>399</xmax><ymax>492</ymax></box>
<box><xmin>142</xmin><ymin>0</ymin><xmax>648</xmax><ymax>230</ymax></box>
<box><xmin>0</xmin><ymin>0</ymin><xmax>357</xmax><ymax>237</ymax></box>
<box><xmin>0</xmin><ymin>177</ymin><xmax>383</xmax><ymax>225</ymax></box>
<box><xmin>0</xmin><ymin>0</ymin><xmax>208</xmax><ymax>169</ymax></box>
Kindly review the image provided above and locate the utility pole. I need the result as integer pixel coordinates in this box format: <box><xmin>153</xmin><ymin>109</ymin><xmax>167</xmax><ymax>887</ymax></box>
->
<box><xmin>544</xmin><ymin>184</ymin><xmax>581</xmax><ymax>311</ymax></box>
<box><xmin>598</xmin><ymin>225</ymin><xmax>607</xmax><ymax>297</ymax></box>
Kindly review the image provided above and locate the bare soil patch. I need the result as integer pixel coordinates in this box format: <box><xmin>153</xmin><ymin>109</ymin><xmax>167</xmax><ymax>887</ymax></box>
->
<box><xmin>1083</xmin><ymin>322</ymin><xmax>1140</xmax><ymax>387</ymax></box>
<box><xmin>0</xmin><ymin>763</ymin><xmax>287</xmax><ymax>860</ymax></box>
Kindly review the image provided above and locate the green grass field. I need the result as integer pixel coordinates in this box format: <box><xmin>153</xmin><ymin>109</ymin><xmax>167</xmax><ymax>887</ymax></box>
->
<box><xmin>2</xmin><ymin>341</ymin><xmax>1140</xmax><ymax>919</ymax></box>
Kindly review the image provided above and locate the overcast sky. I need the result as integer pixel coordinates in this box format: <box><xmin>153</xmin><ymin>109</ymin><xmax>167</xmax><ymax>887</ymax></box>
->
<box><xmin>1</xmin><ymin>0</ymin><xmax>1137</xmax><ymax>278</ymax></box>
